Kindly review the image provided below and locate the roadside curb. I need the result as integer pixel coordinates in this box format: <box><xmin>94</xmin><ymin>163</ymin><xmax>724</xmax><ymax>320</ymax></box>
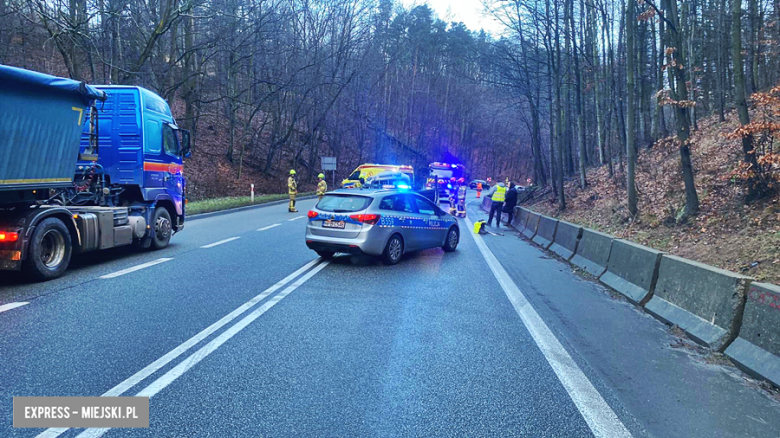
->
<box><xmin>188</xmin><ymin>195</ymin><xmax>317</xmax><ymax>221</ymax></box>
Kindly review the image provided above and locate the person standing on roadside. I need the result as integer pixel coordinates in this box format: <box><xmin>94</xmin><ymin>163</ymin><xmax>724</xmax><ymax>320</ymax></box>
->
<box><xmin>288</xmin><ymin>170</ymin><xmax>298</xmax><ymax>213</ymax></box>
<box><xmin>485</xmin><ymin>180</ymin><xmax>506</xmax><ymax>228</ymax></box>
<box><xmin>503</xmin><ymin>182</ymin><xmax>518</xmax><ymax>226</ymax></box>
<box><xmin>316</xmin><ymin>173</ymin><xmax>327</xmax><ymax>202</ymax></box>
<box><xmin>476</xmin><ymin>181</ymin><xmax>483</xmax><ymax>198</ymax></box>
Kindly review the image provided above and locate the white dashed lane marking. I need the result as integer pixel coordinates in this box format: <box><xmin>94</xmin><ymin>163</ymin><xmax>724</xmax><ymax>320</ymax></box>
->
<box><xmin>0</xmin><ymin>302</ymin><xmax>29</xmax><ymax>314</ymax></box>
<box><xmin>99</xmin><ymin>258</ymin><xmax>174</xmax><ymax>279</ymax></box>
<box><xmin>287</xmin><ymin>216</ymin><xmax>305</xmax><ymax>222</ymax></box>
<box><xmin>257</xmin><ymin>224</ymin><xmax>282</xmax><ymax>231</ymax></box>
<box><xmin>200</xmin><ymin>237</ymin><xmax>241</xmax><ymax>249</ymax></box>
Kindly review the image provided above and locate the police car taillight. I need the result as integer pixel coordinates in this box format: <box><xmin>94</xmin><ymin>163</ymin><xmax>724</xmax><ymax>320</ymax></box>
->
<box><xmin>349</xmin><ymin>214</ymin><xmax>380</xmax><ymax>225</ymax></box>
<box><xmin>307</xmin><ymin>210</ymin><xmax>318</xmax><ymax>219</ymax></box>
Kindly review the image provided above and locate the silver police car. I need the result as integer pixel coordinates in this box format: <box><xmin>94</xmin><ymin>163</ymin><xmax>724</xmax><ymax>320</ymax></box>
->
<box><xmin>305</xmin><ymin>188</ymin><xmax>460</xmax><ymax>264</ymax></box>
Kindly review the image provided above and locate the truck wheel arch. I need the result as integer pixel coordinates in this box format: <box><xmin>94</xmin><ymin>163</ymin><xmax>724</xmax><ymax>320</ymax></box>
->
<box><xmin>24</xmin><ymin>209</ymin><xmax>81</xmax><ymax>257</ymax></box>
<box><xmin>152</xmin><ymin>197</ymin><xmax>181</xmax><ymax>233</ymax></box>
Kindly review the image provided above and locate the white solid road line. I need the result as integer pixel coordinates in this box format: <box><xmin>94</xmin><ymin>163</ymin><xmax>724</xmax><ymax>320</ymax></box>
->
<box><xmin>200</xmin><ymin>236</ymin><xmax>241</xmax><ymax>248</ymax></box>
<box><xmin>76</xmin><ymin>260</ymin><xmax>331</xmax><ymax>438</ymax></box>
<box><xmin>36</xmin><ymin>258</ymin><xmax>324</xmax><ymax>438</ymax></box>
<box><xmin>257</xmin><ymin>223</ymin><xmax>282</xmax><ymax>231</ymax></box>
<box><xmin>288</xmin><ymin>215</ymin><xmax>305</xmax><ymax>221</ymax></box>
<box><xmin>99</xmin><ymin>258</ymin><xmax>173</xmax><ymax>280</ymax></box>
<box><xmin>465</xmin><ymin>216</ymin><xmax>632</xmax><ymax>438</ymax></box>
<box><xmin>0</xmin><ymin>302</ymin><xmax>29</xmax><ymax>314</ymax></box>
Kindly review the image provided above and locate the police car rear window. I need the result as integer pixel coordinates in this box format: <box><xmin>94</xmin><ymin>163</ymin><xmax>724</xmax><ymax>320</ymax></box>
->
<box><xmin>317</xmin><ymin>195</ymin><xmax>372</xmax><ymax>213</ymax></box>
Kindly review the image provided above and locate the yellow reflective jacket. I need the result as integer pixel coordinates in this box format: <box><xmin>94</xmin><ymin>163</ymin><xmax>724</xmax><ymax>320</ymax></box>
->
<box><xmin>491</xmin><ymin>185</ymin><xmax>506</xmax><ymax>202</ymax></box>
<box><xmin>317</xmin><ymin>180</ymin><xmax>327</xmax><ymax>196</ymax></box>
<box><xmin>288</xmin><ymin>176</ymin><xmax>297</xmax><ymax>194</ymax></box>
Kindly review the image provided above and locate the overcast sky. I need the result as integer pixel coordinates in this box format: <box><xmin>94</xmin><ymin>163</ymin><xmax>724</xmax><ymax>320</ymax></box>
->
<box><xmin>399</xmin><ymin>0</ymin><xmax>506</xmax><ymax>37</ymax></box>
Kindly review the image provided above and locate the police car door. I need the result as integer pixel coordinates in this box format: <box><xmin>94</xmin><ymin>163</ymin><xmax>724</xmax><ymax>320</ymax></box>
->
<box><xmin>413</xmin><ymin>195</ymin><xmax>446</xmax><ymax>248</ymax></box>
<box><xmin>389</xmin><ymin>194</ymin><xmax>423</xmax><ymax>251</ymax></box>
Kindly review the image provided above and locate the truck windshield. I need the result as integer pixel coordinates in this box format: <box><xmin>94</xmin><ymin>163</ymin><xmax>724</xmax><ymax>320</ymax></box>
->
<box><xmin>431</xmin><ymin>169</ymin><xmax>453</xmax><ymax>179</ymax></box>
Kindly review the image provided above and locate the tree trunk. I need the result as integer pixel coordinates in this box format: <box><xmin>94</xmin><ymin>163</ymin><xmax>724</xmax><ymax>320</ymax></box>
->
<box><xmin>664</xmin><ymin>0</ymin><xmax>699</xmax><ymax>218</ymax></box>
<box><xmin>555</xmin><ymin>0</ymin><xmax>566</xmax><ymax>209</ymax></box>
<box><xmin>570</xmin><ymin>0</ymin><xmax>587</xmax><ymax>187</ymax></box>
<box><xmin>717</xmin><ymin>0</ymin><xmax>727</xmax><ymax>121</ymax></box>
<box><xmin>594</xmin><ymin>8</ymin><xmax>606</xmax><ymax>165</ymax></box>
<box><xmin>626</xmin><ymin>0</ymin><xmax>638</xmax><ymax>216</ymax></box>
<box><xmin>747</xmin><ymin>0</ymin><xmax>758</xmax><ymax>93</ymax></box>
<box><xmin>732</xmin><ymin>0</ymin><xmax>760</xmax><ymax>199</ymax></box>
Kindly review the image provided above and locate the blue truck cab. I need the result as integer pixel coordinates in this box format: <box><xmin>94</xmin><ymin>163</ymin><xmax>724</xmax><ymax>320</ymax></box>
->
<box><xmin>0</xmin><ymin>65</ymin><xmax>191</xmax><ymax>280</ymax></box>
<box><xmin>78</xmin><ymin>86</ymin><xmax>190</xmax><ymax>232</ymax></box>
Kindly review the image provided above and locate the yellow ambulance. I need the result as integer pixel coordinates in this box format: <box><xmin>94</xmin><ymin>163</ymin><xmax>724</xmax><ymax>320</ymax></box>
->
<box><xmin>341</xmin><ymin>164</ymin><xmax>414</xmax><ymax>188</ymax></box>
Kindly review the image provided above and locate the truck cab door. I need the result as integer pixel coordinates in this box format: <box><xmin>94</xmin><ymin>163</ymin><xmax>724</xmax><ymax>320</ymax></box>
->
<box><xmin>161</xmin><ymin>124</ymin><xmax>184</xmax><ymax>212</ymax></box>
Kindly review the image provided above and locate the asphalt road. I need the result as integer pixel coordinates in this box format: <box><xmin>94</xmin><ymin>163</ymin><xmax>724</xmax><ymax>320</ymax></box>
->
<box><xmin>2</xmin><ymin>193</ymin><xmax>780</xmax><ymax>437</ymax></box>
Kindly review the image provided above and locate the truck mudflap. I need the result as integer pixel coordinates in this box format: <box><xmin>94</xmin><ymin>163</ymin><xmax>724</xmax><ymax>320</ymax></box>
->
<box><xmin>0</xmin><ymin>250</ymin><xmax>22</xmax><ymax>270</ymax></box>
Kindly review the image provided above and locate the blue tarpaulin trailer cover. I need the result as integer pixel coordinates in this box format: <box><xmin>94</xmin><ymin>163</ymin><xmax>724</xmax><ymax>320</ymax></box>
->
<box><xmin>0</xmin><ymin>65</ymin><xmax>106</xmax><ymax>191</ymax></box>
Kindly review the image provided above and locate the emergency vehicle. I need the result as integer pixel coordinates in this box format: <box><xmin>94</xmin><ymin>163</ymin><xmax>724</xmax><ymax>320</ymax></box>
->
<box><xmin>425</xmin><ymin>163</ymin><xmax>466</xmax><ymax>201</ymax></box>
<box><xmin>341</xmin><ymin>164</ymin><xmax>414</xmax><ymax>189</ymax></box>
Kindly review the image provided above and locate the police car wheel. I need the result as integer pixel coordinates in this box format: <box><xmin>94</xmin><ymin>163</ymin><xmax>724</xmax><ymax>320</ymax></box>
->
<box><xmin>382</xmin><ymin>234</ymin><xmax>404</xmax><ymax>265</ymax></box>
<box><xmin>443</xmin><ymin>227</ymin><xmax>459</xmax><ymax>252</ymax></box>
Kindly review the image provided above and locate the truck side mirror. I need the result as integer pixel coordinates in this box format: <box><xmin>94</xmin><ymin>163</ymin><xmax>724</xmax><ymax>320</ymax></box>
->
<box><xmin>181</xmin><ymin>129</ymin><xmax>192</xmax><ymax>158</ymax></box>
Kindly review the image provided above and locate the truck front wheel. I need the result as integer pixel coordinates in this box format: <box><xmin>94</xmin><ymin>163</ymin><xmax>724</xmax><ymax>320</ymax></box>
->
<box><xmin>151</xmin><ymin>207</ymin><xmax>172</xmax><ymax>250</ymax></box>
<box><xmin>22</xmin><ymin>218</ymin><xmax>72</xmax><ymax>281</ymax></box>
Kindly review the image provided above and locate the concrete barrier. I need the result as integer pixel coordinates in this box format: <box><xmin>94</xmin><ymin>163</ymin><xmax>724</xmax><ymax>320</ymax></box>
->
<box><xmin>599</xmin><ymin>239</ymin><xmax>663</xmax><ymax>306</ymax></box>
<box><xmin>522</xmin><ymin>212</ymin><xmax>540</xmax><ymax>239</ymax></box>
<box><xmin>513</xmin><ymin>207</ymin><xmax>531</xmax><ymax>231</ymax></box>
<box><xmin>549</xmin><ymin>220</ymin><xmax>582</xmax><ymax>261</ymax></box>
<box><xmin>532</xmin><ymin>215</ymin><xmax>558</xmax><ymax>249</ymax></box>
<box><xmin>725</xmin><ymin>282</ymin><xmax>780</xmax><ymax>387</ymax></box>
<box><xmin>570</xmin><ymin>228</ymin><xmax>613</xmax><ymax>277</ymax></box>
<box><xmin>510</xmin><ymin>206</ymin><xmax>524</xmax><ymax>229</ymax></box>
<box><xmin>644</xmin><ymin>255</ymin><xmax>751</xmax><ymax>351</ymax></box>
<box><xmin>480</xmin><ymin>196</ymin><xmax>491</xmax><ymax>212</ymax></box>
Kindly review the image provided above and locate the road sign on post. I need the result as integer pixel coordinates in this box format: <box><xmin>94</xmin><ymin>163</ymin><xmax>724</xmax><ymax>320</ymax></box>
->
<box><xmin>321</xmin><ymin>157</ymin><xmax>336</xmax><ymax>170</ymax></box>
<box><xmin>322</xmin><ymin>157</ymin><xmax>337</xmax><ymax>189</ymax></box>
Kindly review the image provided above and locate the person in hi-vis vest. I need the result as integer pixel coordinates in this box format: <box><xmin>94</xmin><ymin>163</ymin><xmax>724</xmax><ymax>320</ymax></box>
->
<box><xmin>485</xmin><ymin>180</ymin><xmax>506</xmax><ymax>227</ymax></box>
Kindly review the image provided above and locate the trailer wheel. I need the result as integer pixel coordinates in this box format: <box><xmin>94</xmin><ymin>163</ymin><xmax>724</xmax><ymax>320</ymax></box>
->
<box><xmin>22</xmin><ymin>217</ymin><xmax>72</xmax><ymax>281</ymax></box>
<box><xmin>151</xmin><ymin>207</ymin><xmax>172</xmax><ymax>250</ymax></box>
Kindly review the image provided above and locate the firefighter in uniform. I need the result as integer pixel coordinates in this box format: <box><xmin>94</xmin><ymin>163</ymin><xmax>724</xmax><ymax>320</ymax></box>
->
<box><xmin>476</xmin><ymin>181</ymin><xmax>483</xmax><ymax>198</ymax></box>
<box><xmin>316</xmin><ymin>173</ymin><xmax>327</xmax><ymax>201</ymax></box>
<box><xmin>288</xmin><ymin>170</ymin><xmax>298</xmax><ymax>212</ymax></box>
<box><xmin>456</xmin><ymin>178</ymin><xmax>467</xmax><ymax>217</ymax></box>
